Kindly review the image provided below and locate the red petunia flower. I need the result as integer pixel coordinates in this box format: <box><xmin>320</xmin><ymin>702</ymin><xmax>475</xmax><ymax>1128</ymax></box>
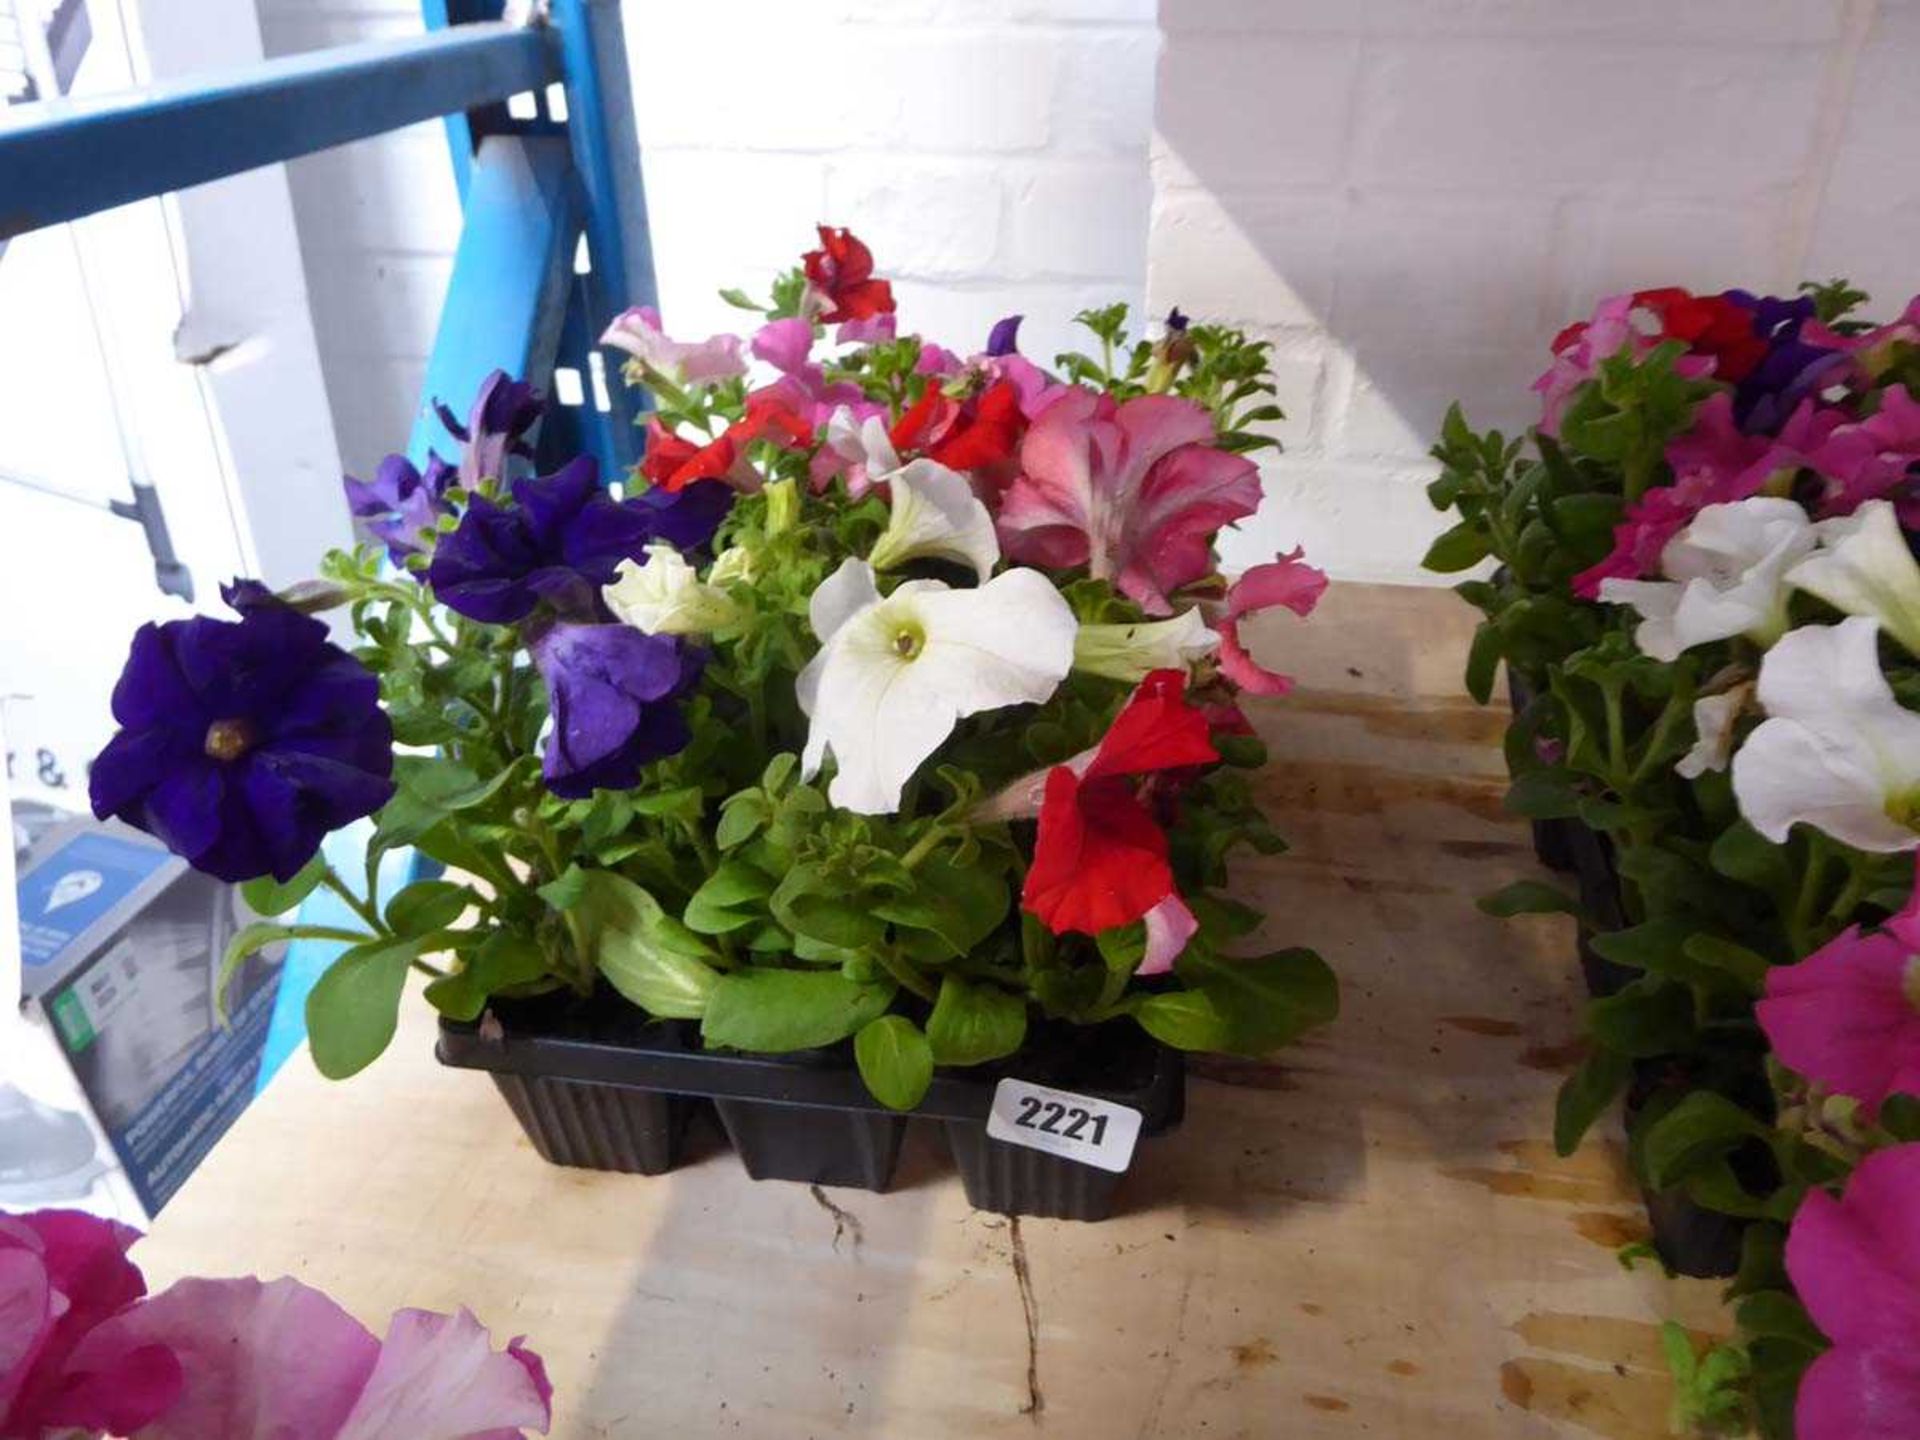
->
<box><xmin>1021</xmin><ymin>670</ymin><xmax>1218</xmax><ymax>972</ymax></box>
<box><xmin>803</xmin><ymin>226</ymin><xmax>895</xmax><ymax>324</ymax></box>
<box><xmin>1633</xmin><ymin>287</ymin><xmax>1768</xmax><ymax>382</ymax></box>
<box><xmin>890</xmin><ymin>378</ymin><xmax>1027</xmax><ymax>479</ymax></box>
<box><xmin>639</xmin><ymin>388</ymin><xmax>816</xmax><ymax>494</ymax></box>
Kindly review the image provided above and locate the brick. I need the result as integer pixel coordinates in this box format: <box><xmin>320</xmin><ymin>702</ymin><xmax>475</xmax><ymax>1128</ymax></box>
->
<box><xmin>1007</xmin><ymin>0</ymin><xmax>1157</xmax><ymax>21</ymax></box>
<box><xmin>1547</xmin><ymin>195</ymin><xmax>1797</xmax><ymax>318</ymax></box>
<box><xmin>1216</xmin><ymin>460</ymin><xmax>1454</xmax><ymax>583</ymax></box>
<box><xmin>1049</xmin><ymin>27</ymin><xmax>1159</xmax><ymax>154</ymax></box>
<box><xmin>1147</xmin><ymin>188</ymin><xmax>1343</xmax><ymax>329</ymax></box>
<box><xmin>1005</xmin><ymin>163</ymin><xmax>1151</xmax><ymax>280</ymax></box>
<box><xmin>1803</xmin><ymin>201</ymin><xmax>1920</xmax><ymax>320</ymax></box>
<box><xmin>1332</xmin><ymin>343</ymin><xmax>1542</xmax><ymax>461</ymax></box>
<box><xmin>845</xmin><ymin>32</ymin><xmax>1057</xmax><ymax>153</ymax></box>
<box><xmin>1815</xmin><ymin>3</ymin><xmax>1920</xmax><ymax>219</ymax></box>
<box><xmin>1161</xmin><ymin>0</ymin><xmax>1845</xmax><ymax>43</ymax></box>
<box><xmin>640</xmin><ymin>151</ymin><xmax>828</xmax><ymax>335</ymax></box>
<box><xmin>1352</xmin><ymin>39</ymin><xmax>1824</xmax><ymax>193</ymax></box>
<box><xmin>891</xmin><ymin>278</ymin><xmax>1147</xmax><ymax>370</ymax></box>
<box><xmin>1331</xmin><ymin>192</ymin><xmax>1557</xmax><ymax>349</ymax></box>
<box><xmin>1153</xmin><ymin>36</ymin><xmax>1360</xmax><ymax>191</ymax></box>
<box><xmin>825</xmin><ymin>161</ymin><xmax>1004</xmax><ymax>279</ymax></box>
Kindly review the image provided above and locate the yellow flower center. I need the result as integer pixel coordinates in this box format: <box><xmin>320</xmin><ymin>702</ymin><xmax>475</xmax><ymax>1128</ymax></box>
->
<box><xmin>892</xmin><ymin>624</ymin><xmax>924</xmax><ymax>660</ymax></box>
<box><xmin>1887</xmin><ymin>788</ymin><xmax>1920</xmax><ymax>834</ymax></box>
<box><xmin>203</xmin><ymin>718</ymin><xmax>256</xmax><ymax>762</ymax></box>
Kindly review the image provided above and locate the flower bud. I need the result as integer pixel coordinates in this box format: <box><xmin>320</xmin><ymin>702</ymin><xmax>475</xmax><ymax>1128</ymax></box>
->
<box><xmin>603</xmin><ymin>544</ymin><xmax>740</xmax><ymax>637</ymax></box>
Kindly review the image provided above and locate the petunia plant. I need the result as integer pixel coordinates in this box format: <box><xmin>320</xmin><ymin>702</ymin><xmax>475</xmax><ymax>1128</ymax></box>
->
<box><xmin>1426</xmin><ymin>281</ymin><xmax>1920</xmax><ymax>1438</ymax></box>
<box><xmin>0</xmin><ymin>1206</ymin><xmax>551</xmax><ymax>1440</ymax></box>
<box><xmin>91</xmin><ymin>226</ymin><xmax>1337</xmax><ymax>1114</ymax></box>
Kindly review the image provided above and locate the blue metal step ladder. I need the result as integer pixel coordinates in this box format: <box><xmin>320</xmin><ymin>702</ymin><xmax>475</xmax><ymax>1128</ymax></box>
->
<box><xmin>0</xmin><ymin>0</ymin><xmax>654</xmax><ymax>1085</ymax></box>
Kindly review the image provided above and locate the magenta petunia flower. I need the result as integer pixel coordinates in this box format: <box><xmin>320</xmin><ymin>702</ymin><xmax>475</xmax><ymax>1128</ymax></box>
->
<box><xmin>1806</xmin><ymin>385</ymin><xmax>1920</xmax><ymax>522</ymax></box>
<box><xmin>70</xmin><ymin>1276</ymin><xmax>552</xmax><ymax>1440</ymax></box>
<box><xmin>1214</xmin><ymin>547</ymin><xmax>1329</xmax><ymax>695</ymax></box>
<box><xmin>1785</xmin><ymin>1143</ymin><xmax>1920</xmax><ymax>1440</ymax></box>
<box><xmin>997</xmin><ymin>388</ymin><xmax>1262</xmax><ymax>614</ymax></box>
<box><xmin>1757</xmin><ymin>857</ymin><xmax>1920</xmax><ymax>1114</ymax></box>
<box><xmin>0</xmin><ymin>1209</ymin><xmax>182</xmax><ymax>1438</ymax></box>
<box><xmin>1572</xmin><ymin>394</ymin><xmax>1845</xmax><ymax>598</ymax></box>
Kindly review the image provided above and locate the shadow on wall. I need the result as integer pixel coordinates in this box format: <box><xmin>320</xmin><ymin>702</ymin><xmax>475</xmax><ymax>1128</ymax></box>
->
<box><xmin>1147</xmin><ymin>0</ymin><xmax>1907</xmax><ymax>583</ymax></box>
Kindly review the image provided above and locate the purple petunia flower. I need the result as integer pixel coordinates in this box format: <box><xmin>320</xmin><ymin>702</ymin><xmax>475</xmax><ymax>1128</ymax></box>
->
<box><xmin>531</xmin><ymin>623</ymin><xmax>702</xmax><ymax>797</ymax></box>
<box><xmin>984</xmin><ymin>314</ymin><xmax>1023</xmax><ymax>358</ymax></box>
<box><xmin>426</xmin><ymin>456</ymin><xmax>732</xmax><ymax>625</ymax></box>
<box><xmin>435</xmin><ymin>370</ymin><xmax>545</xmax><ymax>490</ymax></box>
<box><xmin>342</xmin><ymin>452</ymin><xmax>455</xmax><ymax>562</ymax></box>
<box><xmin>89</xmin><ymin>603</ymin><xmax>396</xmax><ymax>883</ymax></box>
<box><xmin>1724</xmin><ymin>290</ymin><xmax>1849</xmax><ymax>434</ymax></box>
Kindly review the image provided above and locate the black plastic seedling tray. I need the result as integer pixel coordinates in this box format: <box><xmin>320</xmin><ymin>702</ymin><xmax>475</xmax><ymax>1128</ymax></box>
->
<box><xmin>437</xmin><ymin>989</ymin><xmax>1185</xmax><ymax>1221</ymax></box>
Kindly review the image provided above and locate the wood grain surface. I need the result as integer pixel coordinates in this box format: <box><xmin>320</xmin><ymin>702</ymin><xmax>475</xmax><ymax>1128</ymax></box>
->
<box><xmin>140</xmin><ymin>583</ymin><xmax>1727</xmax><ymax>1438</ymax></box>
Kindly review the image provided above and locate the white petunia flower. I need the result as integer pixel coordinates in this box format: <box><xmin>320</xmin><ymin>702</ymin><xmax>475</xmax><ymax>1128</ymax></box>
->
<box><xmin>823</xmin><ymin>405</ymin><xmax>900</xmax><ymax>495</ymax></box>
<box><xmin>1786</xmin><ymin>499</ymin><xmax>1920</xmax><ymax>658</ymax></box>
<box><xmin>866</xmin><ymin>459</ymin><xmax>1001</xmax><ymax>583</ymax></box>
<box><xmin>1073</xmin><ymin>609</ymin><xmax>1220</xmax><ymax>683</ymax></box>
<box><xmin>708</xmin><ymin>545</ymin><xmax>757</xmax><ymax>588</ymax></box>
<box><xmin>1731</xmin><ymin>617</ymin><xmax>1920</xmax><ymax>851</ymax></box>
<box><xmin>797</xmin><ymin>558</ymin><xmax>1076</xmax><ymax>814</ymax></box>
<box><xmin>1599</xmin><ymin>497</ymin><xmax>1816</xmax><ymax>661</ymax></box>
<box><xmin>1675</xmin><ymin>683</ymin><xmax>1753</xmax><ymax>780</ymax></box>
<box><xmin>603</xmin><ymin>543</ymin><xmax>739</xmax><ymax>637</ymax></box>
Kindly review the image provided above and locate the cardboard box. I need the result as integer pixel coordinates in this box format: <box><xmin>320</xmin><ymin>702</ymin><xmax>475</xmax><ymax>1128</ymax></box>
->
<box><xmin>6</xmin><ymin>818</ymin><xmax>284</xmax><ymax>1223</ymax></box>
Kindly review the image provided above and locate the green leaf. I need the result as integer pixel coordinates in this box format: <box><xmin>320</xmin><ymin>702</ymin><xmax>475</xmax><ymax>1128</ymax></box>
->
<box><xmin>1733</xmin><ymin>1292</ymin><xmax>1825</xmax><ymax>1353</ymax></box>
<box><xmin>1642</xmin><ymin>1090</ymin><xmax>1770</xmax><ymax>1191</ymax></box>
<box><xmin>1503</xmin><ymin>768</ymin><xmax>1583</xmax><ymax>820</ymax></box>
<box><xmin>1587</xmin><ymin>977</ymin><xmax>1697</xmax><ymax>1057</ymax></box>
<box><xmin>1709</xmin><ymin>821</ymin><xmax>1791</xmax><ymax>892</ymax></box>
<box><xmin>925</xmin><ymin>976</ymin><xmax>1027</xmax><ymax>1067</ymax></box>
<box><xmin>716</xmin><ymin>792</ymin><xmax>769</xmax><ymax>850</ymax></box>
<box><xmin>770</xmin><ymin>864</ymin><xmax>885</xmax><ymax>951</ymax></box>
<box><xmin>1680</xmin><ymin>933</ymin><xmax>1771</xmax><ymax>994</ymax></box>
<box><xmin>1421</xmin><ymin>521</ymin><xmax>1492</xmax><ymax>574</ymax></box>
<box><xmin>537</xmin><ymin>864</ymin><xmax>593</xmax><ymax>911</ymax></box>
<box><xmin>305</xmin><ymin>936</ymin><xmax>426</xmax><ymax>1079</ymax></box>
<box><xmin>576</xmin><ymin>871</ymin><xmax>720</xmax><ymax>1019</ymax></box>
<box><xmin>240</xmin><ymin>855</ymin><xmax>328</xmax><ymax>917</ymax></box>
<box><xmin>1477</xmin><ymin>880</ymin><xmax>1578</xmax><ymax>918</ymax></box>
<box><xmin>1178</xmin><ymin>947</ymin><xmax>1339</xmax><ymax>1054</ymax></box>
<box><xmin>1464</xmin><ymin>622</ymin><xmax>1501</xmax><ymax>706</ymax></box>
<box><xmin>684</xmin><ymin>860</ymin><xmax>776</xmax><ymax>935</ymax></box>
<box><xmin>873</xmin><ymin>857</ymin><xmax>1008</xmax><ymax>956</ymax></box>
<box><xmin>629</xmin><ymin>784</ymin><xmax>704</xmax><ymax>823</ymax></box>
<box><xmin>1135</xmin><ymin>990</ymin><xmax>1233</xmax><ymax>1051</ymax></box>
<box><xmin>423</xmin><ymin>932</ymin><xmax>548</xmax><ymax>1022</ymax></box>
<box><xmin>384</xmin><ymin>879</ymin><xmax>471</xmax><ymax>937</ymax></box>
<box><xmin>1553</xmin><ymin>1046</ymin><xmax>1630</xmax><ymax>1155</ymax></box>
<box><xmin>215</xmin><ymin>921</ymin><xmax>301</xmax><ymax>1022</ymax></box>
<box><xmin>700</xmin><ymin>970</ymin><xmax>896</xmax><ymax>1053</ymax></box>
<box><xmin>854</xmin><ymin>1015</ymin><xmax>933</xmax><ymax>1111</ymax></box>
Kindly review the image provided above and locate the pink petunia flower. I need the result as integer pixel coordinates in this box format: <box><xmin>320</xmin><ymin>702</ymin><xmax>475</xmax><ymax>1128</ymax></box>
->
<box><xmin>835</xmin><ymin>313</ymin><xmax>896</xmax><ymax>345</ymax></box>
<box><xmin>600</xmin><ymin>307</ymin><xmax>745</xmax><ymax>386</ymax></box>
<box><xmin>1213</xmin><ymin>548</ymin><xmax>1329</xmax><ymax>695</ymax></box>
<box><xmin>750</xmin><ymin>317</ymin><xmax>815</xmax><ymax>377</ymax></box>
<box><xmin>1572</xmin><ymin>394</ymin><xmax>1845</xmax><ymax>598</ymax></box>
<box><xmin>0</xmin><ymin>1209</ymin><xmax>181</xmax><ymax>1438</ymax></box>
<box><xmin>998</xmin><ymin>388</ymin><xmax>1263</xmax><ymax>614</ymax></box>
<box><xmin>70</xmin><ymin>1275</ymin><xmax>552</xmax><ymax>1440</ymax></box>
<box><xmin>913</xmin><ymin>342</ymin><xmax>963</xmax><ymax>378</ymax></box>
<box><xmin>1784</xmin><ymin>1143</ymin><xmax>1920</xmax><ymax>1440</ymax></box>
<box><xmin>1757</xmin><ymin>857</ymin><xmax>1920</xmax><ymax>1115</ymax></box>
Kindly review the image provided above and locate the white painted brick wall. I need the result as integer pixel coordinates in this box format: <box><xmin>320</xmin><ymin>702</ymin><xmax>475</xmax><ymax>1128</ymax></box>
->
<box><xmin>1150</xmin><ymin>0</ymin><xmax>1916</xmax><ymax>583</ymax></box>
<box><xmin>257</xmin><ymin>0</ymin><xmax>1159</xmax><ymax>480</ymax></box>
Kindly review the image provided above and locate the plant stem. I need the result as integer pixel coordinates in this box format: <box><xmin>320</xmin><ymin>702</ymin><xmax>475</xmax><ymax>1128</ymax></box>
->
<box><xmin>899</xmin><ymin>826</ymin><xmax>947</xmax><ymax>872</ymax></box>
<box><xmin>321</xmin><ymin>868</ymin><xmax>386</xmax><ymax>935</ymax></box>
<box><xmin>873</xmin><ymin>945</ymin><xmax>937</xmax><ymax>1002</ymax></box>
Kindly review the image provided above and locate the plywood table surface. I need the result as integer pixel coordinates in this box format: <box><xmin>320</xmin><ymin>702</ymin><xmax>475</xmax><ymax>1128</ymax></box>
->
<box><xmin>141</xmin><ymin>582</ymin><xmax>1725</xmax><ymax>1439</ymax></box>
